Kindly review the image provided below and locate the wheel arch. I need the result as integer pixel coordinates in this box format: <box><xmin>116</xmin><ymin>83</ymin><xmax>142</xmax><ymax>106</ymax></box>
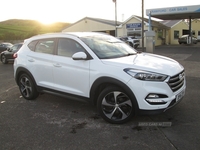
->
<box><xmin>15</xmin><ymin>67</ymin><xmax>37</xmax><ymax>88</ymax></box>
<box><xmin>90</xmin><ymin>77</ymin><xmax>139</xmax><ymax>111</ymax></box>
<box><xmin>1</xmin><ymin>54</ymin><xmax>8</xmax><ymax>63</ymax></box>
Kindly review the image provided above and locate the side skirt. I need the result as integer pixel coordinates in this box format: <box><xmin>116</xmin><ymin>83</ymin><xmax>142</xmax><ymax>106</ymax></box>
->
<box><xmin>37</xmin><ymin>86</ymin><xmax>92</xmax><ymax>104</ymax></box>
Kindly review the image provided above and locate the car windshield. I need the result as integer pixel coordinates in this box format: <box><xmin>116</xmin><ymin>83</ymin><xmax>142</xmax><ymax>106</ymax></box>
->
<box><xmin>80</xmin><ymin>35</ymin><xmax>137</xmax><ymax>59</ymax></box>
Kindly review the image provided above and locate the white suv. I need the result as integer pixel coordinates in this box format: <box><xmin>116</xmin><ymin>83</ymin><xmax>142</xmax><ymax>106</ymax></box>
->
<box><xmin>14</xmin><ymin>32</ymin><xmax>186</xmax><ymax>124</ymax></box>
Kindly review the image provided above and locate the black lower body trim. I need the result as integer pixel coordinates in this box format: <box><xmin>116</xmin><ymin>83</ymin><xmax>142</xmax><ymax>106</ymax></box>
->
<box><xmin>37</xmin><ymin>86</ymin><xmax>92</xmax><ymax>104</ymax></box>
<box><xmin>138</xmin><ymin>109</ymin><xmax>165</xmax><ymax>115</ymax></box>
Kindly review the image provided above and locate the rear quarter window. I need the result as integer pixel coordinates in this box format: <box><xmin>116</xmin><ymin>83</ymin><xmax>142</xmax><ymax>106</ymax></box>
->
<box><xmin>28</xmin><ymin>41</ymin><xmax>38</xmax><ymax>51</ymax></box>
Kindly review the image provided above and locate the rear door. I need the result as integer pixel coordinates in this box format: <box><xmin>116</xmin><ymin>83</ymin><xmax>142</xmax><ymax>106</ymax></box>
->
<box><xmin>26</xmin><ymin>39</ymin><xmax>56</xmax><ymax>88</ymax></box>
<box><xmin>52</xmin><ymin>38</ymin><xmax>90</xmax><ymax>97</ymax></box>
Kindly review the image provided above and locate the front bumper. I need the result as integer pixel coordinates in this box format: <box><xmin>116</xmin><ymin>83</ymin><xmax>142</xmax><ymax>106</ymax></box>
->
<box><xmin>127</xmin><ymin>77</ymin><xmax>186</xmax><ymax>111</ymax></box>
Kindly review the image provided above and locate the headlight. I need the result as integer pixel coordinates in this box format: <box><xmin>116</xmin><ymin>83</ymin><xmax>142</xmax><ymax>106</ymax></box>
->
<box><xmin>124</xmin><ymin>69</ymin><xmax>168</xmax><ymax>81</ymax></box>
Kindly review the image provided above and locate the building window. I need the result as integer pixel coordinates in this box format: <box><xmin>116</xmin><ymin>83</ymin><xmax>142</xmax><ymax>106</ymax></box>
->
<box><xmin>192</xmin><ymin>30</ymin><xmax>195</xmax><ymax>36</ymax></box>
<box><xmin>174</xmin><ymin>31</ymin><xmax>179</xmax><ymax>39</ymax></box>
<box><xmin>157</xmin><ymin>29</ymin><xmax>163</xmax><ymax>40</ymax></box>
<box><xmin>127</xmin><ymin>29</ymin><xmax>142</xmax><ymax>38</ymax></box>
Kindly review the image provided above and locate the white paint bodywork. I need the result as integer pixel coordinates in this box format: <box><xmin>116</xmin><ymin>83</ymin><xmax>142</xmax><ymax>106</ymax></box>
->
<box><xmin>14</xmin><ymin>32</ymin><xmax>186</xmax><ymax>111</ymax></box>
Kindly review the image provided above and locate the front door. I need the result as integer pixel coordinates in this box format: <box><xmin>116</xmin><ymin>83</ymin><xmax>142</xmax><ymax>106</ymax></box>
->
<box><xmin>52</xmin><ymin>38</ymin><xmax>90</xmax><ymax>97</ymax></box>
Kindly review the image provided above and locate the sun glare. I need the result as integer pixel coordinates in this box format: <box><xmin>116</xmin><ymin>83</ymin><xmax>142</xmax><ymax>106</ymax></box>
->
<box><xmin>38</xmin><ymin>19</ymin><xmax>56</xmax><ymax>25</ymax></box>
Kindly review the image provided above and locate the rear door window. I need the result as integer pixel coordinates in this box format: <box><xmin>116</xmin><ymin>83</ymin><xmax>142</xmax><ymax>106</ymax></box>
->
<box><xmin>35</xmin><ymin>39</ymin><xmax>55</xmax><ymax>54</ymax></box>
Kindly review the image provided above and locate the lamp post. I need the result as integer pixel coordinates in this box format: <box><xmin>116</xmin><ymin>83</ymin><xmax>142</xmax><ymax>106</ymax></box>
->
<box><xmin>113</xmin><ymin>0</ymin><xmax>117</xmax><ymax>37</ymax></box>
<box><xmin>142</xmin><ymin>0</ymin><xmax>144</xmax><ymax>51</ymax></box>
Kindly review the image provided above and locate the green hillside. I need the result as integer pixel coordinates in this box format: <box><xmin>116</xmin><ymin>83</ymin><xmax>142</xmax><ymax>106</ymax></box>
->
<box><xmin>0</xmin><ymin>19</ymin><xmax>70</xmax><ymax>40</ymax></box>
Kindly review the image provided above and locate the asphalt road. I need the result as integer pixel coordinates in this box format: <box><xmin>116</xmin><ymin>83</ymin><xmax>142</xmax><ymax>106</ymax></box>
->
<box><xmin>0</xmin><ymin>44</ymin><xmax>200</xmax><ymax>150</ymax></box>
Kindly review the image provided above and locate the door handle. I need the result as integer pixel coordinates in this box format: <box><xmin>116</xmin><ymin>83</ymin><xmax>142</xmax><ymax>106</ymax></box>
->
<box><xmin>28</xmin><ymin>59</ymin><xmax>34</xmax><ymax>62</ymax></box>
<box><xmin>53</xmin><ymin>63</ymin><xmax>62</xmax><ymax>67</ymax></box>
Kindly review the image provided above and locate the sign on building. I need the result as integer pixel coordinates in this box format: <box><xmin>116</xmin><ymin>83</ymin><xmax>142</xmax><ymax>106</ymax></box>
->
<box><xmin>126</xmin><ymin>23</ymin><xmax>142</xmax><ymax>29</ymax></box>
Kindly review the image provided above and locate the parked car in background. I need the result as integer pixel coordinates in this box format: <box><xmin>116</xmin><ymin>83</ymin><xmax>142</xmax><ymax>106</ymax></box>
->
<box><xmin>178</xmin><ymin>35</ymin><xmax>198</xmax><ymax>44</ymax></box>
<box><xmin>0</xmin><ymin>42</ymin><xmax>13</xmax><ymax>53</ymax></box>
<box><xmin>126</xmin><ymin>36</ymin><xmax>140</xmax><ymax>48</ymax></box>
<box><xmin>117</xmin><ymin>37</ymin><xmax>129</xmax><ymax>45</ymax></box>
<box><xmin>0</xmin><ymin>43</ymin><xmax>23</xmax><ymax>64</ymax></box>
<box><xmin>14</xmin><ymin>32</ymin><xmax>186</xmax><ymax>124</ymax></box>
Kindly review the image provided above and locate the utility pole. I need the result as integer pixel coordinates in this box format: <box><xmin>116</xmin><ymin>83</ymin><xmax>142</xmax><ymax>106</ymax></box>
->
<box><xmin>142</xmin><ymin>0</ymin><xmax>144</xmax><ymax>51</ymax></box>
<box><xmin>113</xmin><ymin>0</ymin><xmax>117</xmax><ymax>37</ymax></box>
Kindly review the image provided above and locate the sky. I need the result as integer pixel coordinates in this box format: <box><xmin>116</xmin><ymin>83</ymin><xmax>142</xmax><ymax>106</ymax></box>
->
<box><xmin>0</xmin><ymin>0</ymin><xmax>200</xmax><ymax>24</ymax></box>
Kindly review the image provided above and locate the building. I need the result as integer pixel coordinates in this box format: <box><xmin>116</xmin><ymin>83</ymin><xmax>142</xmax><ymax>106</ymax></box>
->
<box><xmin>161</xmin><ymin>20</ymin><xmax>189</xmax><ymax>44</ymax></box>
<box><xmin>191</xmin><ymin>19</ymin><xmax>200</xmax><ymax>41</ymax></box>
<box><xmin>62</xmin><ymin>15</ymin><xmax>169</xmax><ymax>47</ymax></box>
<box><xmin>62</xmin><ymin>17</ymin><xmax>122</xmax><ymax>37</ymax></box>
<box><xmin>117</xmin><ymin>15</ymin><xmax>169</xmax><ymax>46</ymax></box>
<box><xmin>62</xmin><ymin>16</ymin><xmax>200</xmax><ymax>46</ymax></box>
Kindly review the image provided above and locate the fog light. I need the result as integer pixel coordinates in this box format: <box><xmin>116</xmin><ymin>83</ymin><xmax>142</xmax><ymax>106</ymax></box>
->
<box><xmin>145</xmin><ymin>94</ymin><xmax>168</xmax><ymax>105</ymax></box>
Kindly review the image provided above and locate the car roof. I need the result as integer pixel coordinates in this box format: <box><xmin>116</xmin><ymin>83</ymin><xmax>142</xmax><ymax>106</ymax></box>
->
<box><xmin>181</xmin><ymin>35</ymin><xmax>189</xmax><ymax>37</ymax></box>
<box><xmin>13</xmin><ymin>43</ymin><xmax>23</xmax><ymax>45</ymax></box>
<box><xmin>181</xmin><ymin>35</ymin><xmax>197</xmax><ymax>38</ymax></box>
<box><xmin>26</xmin><ymin>32</ymin><xmax>110</xmax><ymax>42</ymax></box>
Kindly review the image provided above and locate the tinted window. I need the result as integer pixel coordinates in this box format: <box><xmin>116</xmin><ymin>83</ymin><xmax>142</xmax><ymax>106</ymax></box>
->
<box><xmin>35</xmin><ymin>39</ymin><xmax>55</xmax><ymax>54</ymax></box>
<box><xmin>12</xmin><ymin>45</ymin><xmax>19</xmax><ymax>51</ymax></box>
<box><xmin>28</xmin><ymin>41</ymin><xmax>38</xmax><ymax>51</ymax></box>
<box><xmin>57</xmin><ymin>38</ymin><xmax>85</xmax><ymax>57</ymax></box>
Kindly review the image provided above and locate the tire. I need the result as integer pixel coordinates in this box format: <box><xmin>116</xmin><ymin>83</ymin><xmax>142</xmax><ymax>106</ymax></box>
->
<box><xmin>1</xmin><ymin>55</ymin><xmax>8</xmax><ymax>64</ymax></box>
<box><xmin>18</xmin><ymin>73</ymin><xmax>39</xmax><ymax>100</ymax></box>
<box><xmin>97</xmin><ymin>86</ymin><xmax>135</xmax><ymax>124</ymax></box>
<box><xmin>129</xmin><ymin>42</ymin><xmax>133</xmax><ymax>47</ymax></box>
<box><xmin>134</xmin><ymin>45</ymin><xmax>138</xmax><ymax>49</ymax></box>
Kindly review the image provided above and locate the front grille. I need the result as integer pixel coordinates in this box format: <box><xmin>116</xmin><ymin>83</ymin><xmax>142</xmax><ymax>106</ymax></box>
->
<box><xmin>168</xmin><ymin>71</ymin><xmax>185</xmax><ymax>92</ymax></box>
<box><xmin>134</xmin><ymin>40</ymin><xmax>140</xmax><ymax>43</ymax></box>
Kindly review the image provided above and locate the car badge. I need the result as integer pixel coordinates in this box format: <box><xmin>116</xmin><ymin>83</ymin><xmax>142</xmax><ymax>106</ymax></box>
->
<box><xmin>179</xmin><ymin>74</ymin><xmax>183</xmax><ymax>79</ymax></box>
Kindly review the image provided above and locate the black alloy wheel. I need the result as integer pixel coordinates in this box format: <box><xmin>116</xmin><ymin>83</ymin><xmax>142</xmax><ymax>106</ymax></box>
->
<box><xmin>18</xmin><ymin>74</ymin><xmax>39</xmax><ymax>100</ymax></box>
<box><xmin>97</xmin><ymin>86</ymin><xmax>135</xmax><ymax>124</ymax></box>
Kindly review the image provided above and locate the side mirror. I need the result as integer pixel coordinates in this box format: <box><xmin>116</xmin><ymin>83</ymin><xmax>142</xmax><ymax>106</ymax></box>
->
<box><xmin>72</xmin><ymin>52</ymin><xmax>87</xmax><ymax>60</ymax></box>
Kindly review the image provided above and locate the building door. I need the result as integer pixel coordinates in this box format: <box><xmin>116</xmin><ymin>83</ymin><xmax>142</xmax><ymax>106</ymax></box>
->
<box><xmin>182</xmin><ymin>29</ymin><xmax>189</xmax><ymax>35</ymax></box>
<box><xmin>198</xmin><ymin>31</ymin><xmax>200</xmax><ymax>41</ymax></box>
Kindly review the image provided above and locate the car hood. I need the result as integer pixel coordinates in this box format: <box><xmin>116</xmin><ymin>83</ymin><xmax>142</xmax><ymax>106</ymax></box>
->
<box><xmin>101</xmin><ymin>53</ymin><xmax>184</xmax><ymax>76</ymax></box>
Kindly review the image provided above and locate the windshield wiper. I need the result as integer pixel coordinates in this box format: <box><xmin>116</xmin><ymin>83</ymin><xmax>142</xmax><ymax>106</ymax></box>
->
<box><xmin>126</xmin><ymin>53</ymin><xmax>137</xmax><ymax>56</ymax></box>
